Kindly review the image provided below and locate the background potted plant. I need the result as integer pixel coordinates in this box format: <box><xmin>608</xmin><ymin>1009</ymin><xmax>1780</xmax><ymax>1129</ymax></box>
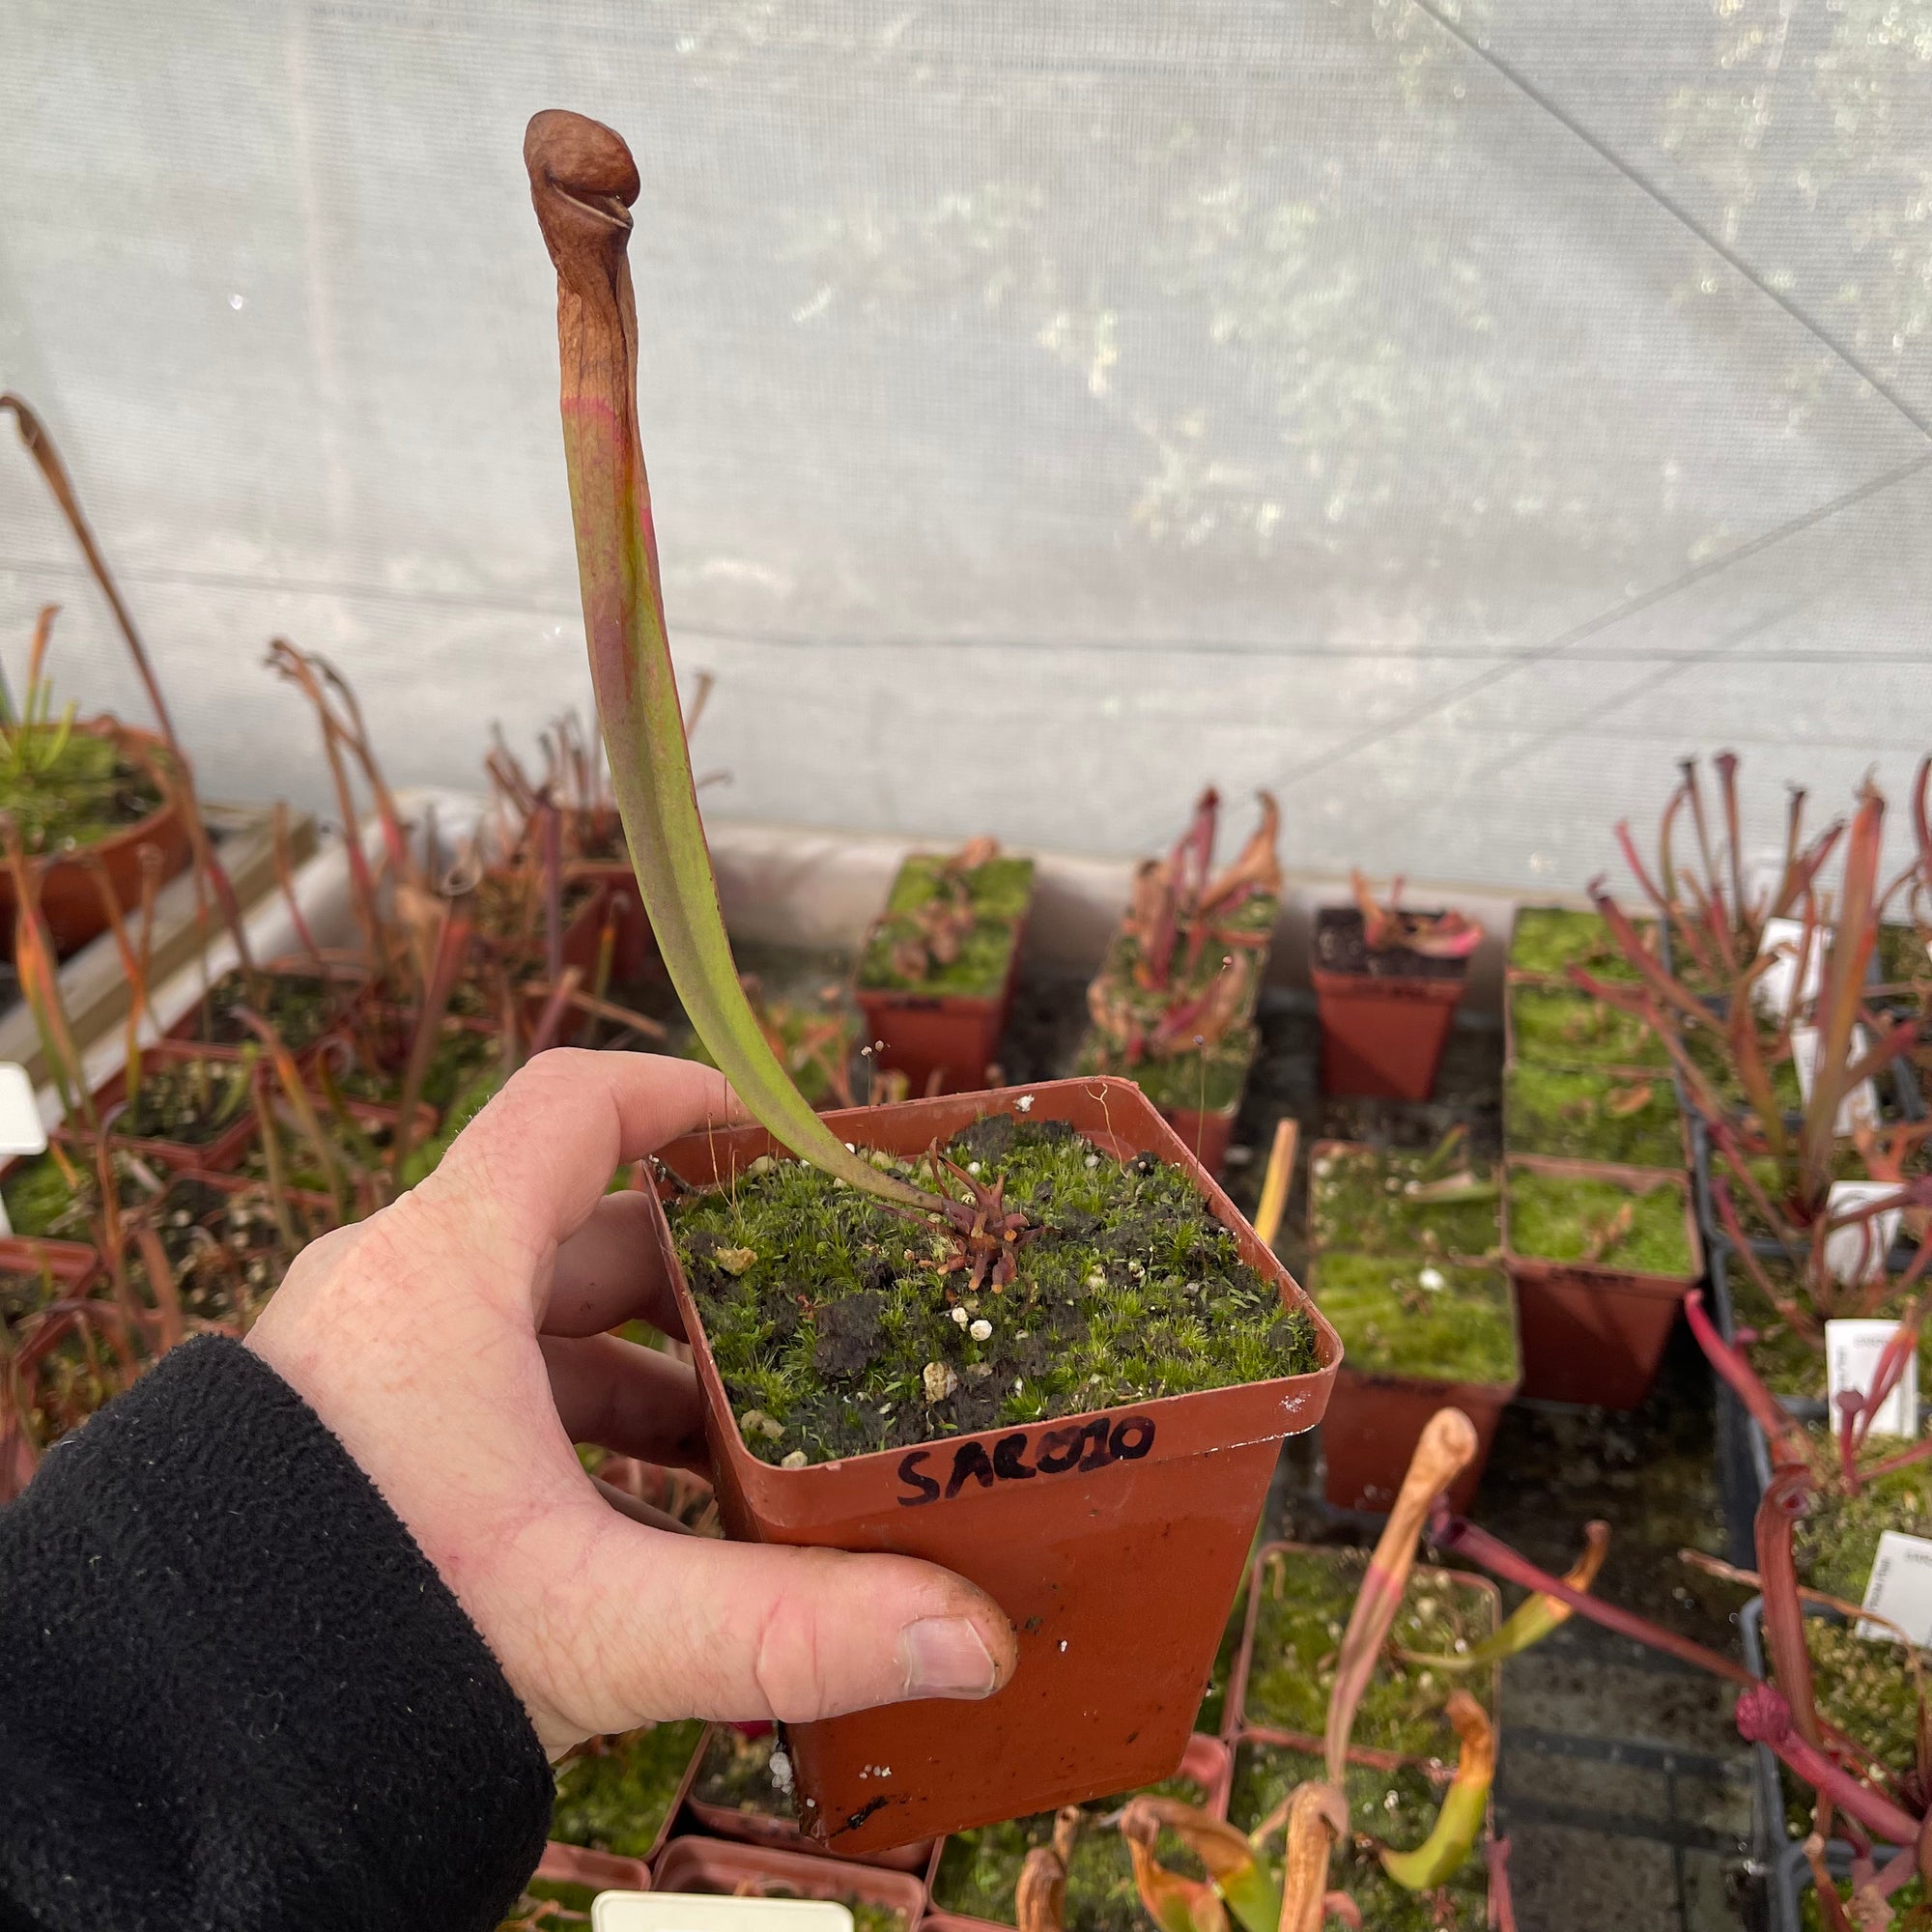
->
<box><xmin>1311</xmin><ymin>872</ymin><xmax>1482</xmax><ymax>1102</ymax></box>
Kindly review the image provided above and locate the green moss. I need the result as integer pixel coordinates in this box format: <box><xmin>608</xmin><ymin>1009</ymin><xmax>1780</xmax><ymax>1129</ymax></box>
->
<box><xmin>1800</xmin><ymin>1872</ymin><xmax>1923</xmax><ymax>1931</ymax></box>
<box><xmin>1307</xmin><ymin>1145</ymin><xmax>1499</xmax><ymax>1260</ymax></box>
<box><xmin>1508</xmin><ymin>907</ymin><xmax>1656</xmax><ymax>984</ymax></box>
<box><xmin>858</xmin><ymin>853</ymin><xmax>1035</xmax><ymax>997</ymax></box>
<box><xmin>1508</xmin><ymin>984</ymin><xmax>1664</xmax><ymax>1069</ymax></box>
<box><xmin>1729</xmin><ymin>1264</ymin><xmax>1932</xmax><ymax>1406</ymax></box>
<box><xmin>685</xmin><ymin>996</ymin><xmax>860</xmax><ymax>1110</ymax></box>
<box><xmin>1876</xmin><ymin>922</ymin><xmax>1927</xmax><ymax>992</ymax></box>
<box><xmin>2</xmin><ymin>1146</ymin><xmax>164</xmax><ymax>1243</ymax></box>
<box><xmin>931</xmin><ymin>1766</ymin><xmax>1209</xmax><ymax>1932</ymax></box>
<box><xmin>1228</xmin><ymin>1743</ymin><xmax>1487</xmax><ymax>1931</ymax></box>
<box><xmin>497</xmin><ymin>1878</ymin><xmax>597</xmax><ymax>1928</ymax></box>
<box><xmin>1683</xmin><ymin>1024</ymin><xmax>1803</xmax><ymax>1119</ymax></box>
<box><xmin>674</xmin><ymin>1117</ymin><xmax>1318</xmax><ymax>1466</ymax></box>
<box><xmin>1505</xmin><ymin>1166</ymin><xmax>1692</xmax><ymax>1276</ymax></box>
<box><xmin>1798</xmin><ymin>1460</ymin><xmax>1932</xmax><ymax>1605</ymax></box>
<box><xmin>0</xmin><ymin>724</ymin><xmax>161</xmax><ymax>853</ymax></box>
<box><xmin>1775</xmin><ymin>1616</ymin><xmax>1926</xmax><ymax>1845</ymax></box>
<box><xmin>549</xmin><ymin>1719</ymin><xmax>706</xmax><ymax>1860</ymax></box>
<box><xmin>1076</xmin><ymin>1025</ymin><xmax>1257</xmax><ymax>1117</ymax></box>
<box><xmin>1311</xmin><ymin>1254</ymin><xmax>1518</xmax><ymax>1386</ymax></box>
<box><xmin>1238</xmin><ymin>1547</ymin><xmax>1497</xmax><ymax>1749</ymax></box>
<box><xmin>1503</xmin><ymin>1063</ymin><xmax>1683</xmax><ymax>1169</ymax></box>
<box><xmin>117</xmin><ymin>1055</ymin><xmax>255</xmax><ymax>1146</ymax></box>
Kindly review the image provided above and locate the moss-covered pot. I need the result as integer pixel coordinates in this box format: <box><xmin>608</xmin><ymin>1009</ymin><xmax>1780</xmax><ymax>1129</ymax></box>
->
<box><xmin>1307</xmin><ymin>1141</ymin><xmax>1499</xmax><ymax>1262</ymax></box>
<box><xmin>1505</xmin><ymin>980</ymin><xmax>1665</xmax><ymax>1073</ymax></box>
<box><xmin>1502</xmin><ymin>1062</ymin><xmax>1685</xmax><ymax>1171</ymax></box>
<box><xmin>653</xmin><ymin>1835</ymin><xmax>926</xmax><ymax>1932</ymax></box>
<box><xmin>646</xmin><ymin>1078</ymin><xmax>1340</xmax><ymax>1857</ymax></box>
<box><xmin>1502</xmin><ymin>1155</ymin><xmax>1702</xmax><ymax>1408</ymax></box>
<box><xmin>549</xmin><ymin>1718</ymin><xmax>708</xmax><ymax>1864</ymax></box>
<box><xmin>1506</xmin><ymin>905</ymin><xmax>1658</xmax><ymax>986</ymax></box>
<box><xmin>1307</xmin><ymin>1252</ymin><xmax>1520</xmax><ymax>1515</ymax></box>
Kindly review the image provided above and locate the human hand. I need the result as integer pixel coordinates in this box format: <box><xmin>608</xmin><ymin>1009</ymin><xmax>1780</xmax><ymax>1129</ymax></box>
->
<box><xmin>246</xmin><ymin>1047</ymin><xmax>1016</xmax><ymax>1758</ymax></box>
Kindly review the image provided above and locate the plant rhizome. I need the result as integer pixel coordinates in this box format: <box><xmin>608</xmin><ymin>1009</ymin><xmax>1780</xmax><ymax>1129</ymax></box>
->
<box><xmin>858</xmin><ymin>839</ymin><xmax>1035</xmax><ymax>998</ymax></box>
<box><xmin>672</xmin><ymin>1114</ymin><xmax>1317</xmax><ymax>1466</ymax></box>
<box><xmin>1078</xmin><ymin>788</ymin><xmax>1281</xmax><ymax>1115</ymax></box>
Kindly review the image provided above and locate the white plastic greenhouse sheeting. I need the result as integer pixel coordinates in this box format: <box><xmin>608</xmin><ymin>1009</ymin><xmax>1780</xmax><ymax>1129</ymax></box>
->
<box><xmin>2</xmin><ymin>2</ymin><xmax>1930</xmax><ymax>894</ymax></box>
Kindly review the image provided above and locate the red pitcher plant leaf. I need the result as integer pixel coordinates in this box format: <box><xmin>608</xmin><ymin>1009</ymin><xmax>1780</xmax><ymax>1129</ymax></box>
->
<box><xmin>1683</xmin><ymin>1290</ymin><xmax>1811</xmax><ymax>1469</ymax></box>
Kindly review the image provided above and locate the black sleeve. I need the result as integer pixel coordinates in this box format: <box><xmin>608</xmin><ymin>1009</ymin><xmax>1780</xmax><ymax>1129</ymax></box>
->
<box><xmin>0</xmin><ymin>1335</ymin><xmax>554</xmax><ymax>1932</ymax></box>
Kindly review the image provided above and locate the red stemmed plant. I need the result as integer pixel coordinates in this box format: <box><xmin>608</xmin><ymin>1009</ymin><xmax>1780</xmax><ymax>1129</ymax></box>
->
<box><xmin>1349</xmin><ymin>873</ymin><xmax>1482</xmax><ymax>962</ymax></box>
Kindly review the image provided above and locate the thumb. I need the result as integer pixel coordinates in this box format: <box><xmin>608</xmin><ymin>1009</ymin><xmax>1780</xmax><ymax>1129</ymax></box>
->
<box><xmin>551</xmin><ymin>1518</ymin><xmax>1017</xmax><ymax>1735</ymax></box>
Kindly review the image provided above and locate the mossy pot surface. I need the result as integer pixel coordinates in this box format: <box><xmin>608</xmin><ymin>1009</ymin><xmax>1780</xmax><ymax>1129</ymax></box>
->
<box><xmin>1309</xmin><ymin>1252</ymin><xmax>1519</xmax><ymax>1386</ymax></box>
<box><xmin>1307</xmin><ymin>1141</ymin><xmax>1499</xmax><ymax>1262</ymax></box>
<box><xmin>548</xmin><ymin>1718</ymin><xmax>707</xmax><ymax>1861</ymax></box>
<box><xmin>857</xmin><ymin>853</ymin><xmax>1035</xmax><ymax>999</ymax></box>
<box><xmin>1503</xmin><ymin>1062</ymin><xmax>1683</xmax><ymax>1170</ymax></box>
<box><xmin>1507</xmin><ymin>905</ymin><xmax>1658</xmax><ymax>985</ymax></box>
<box><xmin>1502</xmin><ymin>1157</ymin><xmax>1697</xmax><ymax>1281</ymax></box>
<box><xmin>1228</xmin><ymin>1543</ymin><xmax>1501</xmax><ymax>1748</ymax></box>
<box><xmin>1229</xmin><ymin>1742</ymin><xmax>1488</xmax><ymax>1932</ymax></box>
<box><xmin>647</xmin><ymin>1078</ymin><xmax>1340</xmax><ymax>1856</ymax></box>
<box><xmin>1506</xmin><ymin>983</ymin><xmax>1666</xmax><ymax>1071</ymax></box>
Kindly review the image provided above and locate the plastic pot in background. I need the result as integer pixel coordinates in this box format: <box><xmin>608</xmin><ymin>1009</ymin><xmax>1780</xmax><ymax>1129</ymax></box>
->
<box><xmin>653</xmin><ymin>1836</ymin><xmax>927</xmax><ymax>1927</ymax></box>
<box><xmin>1310</xmin><ymin>908</ymin><xmax>1468</xmax><ymax>1101</ymax></box>
<box><xmin>96</xmin><ymin>1038</ymin><xmax>261</xmax><ymax>1175</ymax></box>
<box><xmin>535</xmin><ymin>1840</ymin><xmax>654</xmax><ymax>1892</ymax></box>
<box><xmin>0</xmin><ymin>721</ymin><xmax>193</xmax><ymax>958</ymax></box>
<box><xmin>1158</xmin><ymin>1098</ymin><xmax>1239</xmax><ymax>1181</ymax></box>
<box><xmin>648</xmin><ymin>1077</ymin><xmax>1341</xmax><ymax>1856</ymax></box>
<box><xmin>1502</xmin><ymin>1155</ymin><xmax>1703</xmax><ymax>1409</ymax></box>
<box><xmin>1320</xmin><ymin>1355</ymin><xmax>1519</xmax><ymax>1518</ymax></box>
<box><xmin>0</xmin><ymin>1231</ymin><xmax>101</xmax><ymax>1290</ymax></box>
<box><xmin>855</xmin><ymin>958</ymin><xmax>1023</xmax><ymax>1100</ymax></box>
<box><xmin>567</xmin><ymin>861</ymin><xmax>657</xmax><ymax>983</ymax></box>
<box><xmin>685</xmin><ymin>1724</ymin><xmax>934</xmax><ymax>1873</ymax></box>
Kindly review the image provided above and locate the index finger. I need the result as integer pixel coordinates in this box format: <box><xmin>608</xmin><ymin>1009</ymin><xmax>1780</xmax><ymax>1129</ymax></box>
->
<box><xmin>416</xmin><ymin>1047</ymin><xmax>746</xmax><ymax>1256</ymax></box>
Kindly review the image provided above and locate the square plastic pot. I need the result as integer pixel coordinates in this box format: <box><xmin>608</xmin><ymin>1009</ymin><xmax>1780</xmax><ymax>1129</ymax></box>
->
<box><xmin>95</xmin><ymin>1039</ymin><xmax>262</xmax><ymax>1174</ymax></box>
<box><xmin>1155</xmin><ymin>1099</ymin><xmax>1240</xmax><ymax>1182</ymax></box>
<box><xmin>646</xmin><ymin>1076</ymin><xmax>1341</xmax><ymax>1856</ymax></box>
<box><xmin>535</xmin><ymin>1840</ymin><xmax>654</xmax><ymax>1892</ymax></box>
<box><xmin>1311</xmin><ymin>949</ymin><xmax>1468</xmax><ymax>1102</ymax></box>
<box><xmin>855</xmin><ymin>937</ymin><xmax>1025</xmax><ymax>1099</ymax></box>
<box><xmin>918</xmin><ymin>1732</ymin><xmax>1234</xmax><ymax>1932</ymax></box>
<box><xmin>653</xmin><ymin>1835</ymin><xmax>927</xmax><ymax>1926</ymax></box>
<box><xmin>567</xmin><ymin>861</ymin><xmax>657</xmax><ymax>983</ymax></box>
<box><xmin>1502</xmin><ymin>1156</ymin><xmax>1703</xmax><ymax>1409</ymax></box>
<box><xmin>685</xmin><ymin>1724</ymin><xmax>934</xmax><ymax>1872</ymax></box>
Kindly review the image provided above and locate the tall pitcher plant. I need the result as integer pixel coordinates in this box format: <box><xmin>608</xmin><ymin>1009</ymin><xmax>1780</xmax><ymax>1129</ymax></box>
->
<box><xmin>524</xmin><ymin>110</ymin><xmax>953</xmax><ymax>1220</ymax></box>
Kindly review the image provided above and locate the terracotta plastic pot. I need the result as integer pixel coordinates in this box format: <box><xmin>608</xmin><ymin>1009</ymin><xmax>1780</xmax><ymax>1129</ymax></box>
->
<box><xmin>1311</xmin><ymin>962</ymin><xmax>1466</xmax><ymax>1102</ymax></box>
<box><xmin>95</xmin><ymin>1039</ymin><xmax>260</xmax><ymax>1174</ymax></box>
<box><xmin>568</xmin><ymin>860</ymin><xmax>656</xmax><ymax>983</ymax></box>
<box><xmin>648</xmin><ymin>1077</ymin><xmax>1341</xmax><ymax>1856</ymax></box>
<box><xmin>535</xmin><ymin>1840</ymin><xmax>653</xmax><ymax>1891</ymax></box>
<box><xmin>0</xmin><ymin>720</ymin><xmax>192</xmax><ymax>958</ymax></box>
<box><xmin>1157</xmin><ymin>1100</ymin><xmax>1239</xmax><ymax>1181</ymax></box>
<box><xmin>653</xmin><ymin>1837</ymin><xmax>926</xmax><ymax>1925</ymax></box>
<box><xmin>855</xmin><ymin>905</ymin><xmax>1028</xmax><ymax>1100</ymax></box>
<box><xmin>0</xmin><ymin>1234</ymin><xmax>99</xmax><ymax>1293</ymax></box>
<box><xmin>1502</xmin><ymin>1155</ymin><xmax>1702</xmax><ymax>1409</ymax></box>
<box><xmin>1319</xmin><ymin>1358</ymin><xmax>1518</xmax><ymax>1517</ymax></box>
<box><xmin>686</xmin><ymin>1725</ymin><xmax>933</xmax><ymax>1872</ymax></box>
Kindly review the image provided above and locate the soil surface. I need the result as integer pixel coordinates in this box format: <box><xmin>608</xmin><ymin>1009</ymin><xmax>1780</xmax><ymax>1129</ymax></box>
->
<box><xmin>1314</xmin><ymin>906</ymin><xmax>1470</xmax><ymax>983</ymax></box>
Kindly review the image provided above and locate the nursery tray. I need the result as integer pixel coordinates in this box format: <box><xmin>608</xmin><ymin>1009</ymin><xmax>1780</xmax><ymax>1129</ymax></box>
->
<box><xmin>647</xmin><ymin>1077</ymin><xmax>1340</xmax><ymax>1855</ymax></box>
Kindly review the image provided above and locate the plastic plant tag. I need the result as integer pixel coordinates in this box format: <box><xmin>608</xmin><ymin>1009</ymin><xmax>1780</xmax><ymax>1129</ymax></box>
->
<box><xmin>1826</xmin><ymin>1319</ymin><xmax>1919</xmax><ymax>1437</ymax></box>
<box><xmin>0</xmin><ymin>1063</ymin><xmax>48</xmax><ymax>1237</ymax></box>
<box><xmin>1790</xmin><ymin>1024</ymin><xmax>1879</xmax><ymax>1138</ymax></box>
<box><xmin>1857</xmin><ymin>1530</ymin><xmax>1932</xmax><ymax>1646</ymax></box>
<box><xmin>1753</xmin><ymin>916</ymin><xmax>1828</xmax><ymax>1015</ymax></box>
<box><xmin>593</xmin><ymin>1896</ymin><xmax>853</xmax><ymax>1932</ymax></box>
<box><xmin>1823</xmin><ymin>1180</ymin><xmax>1904</xmax><ymax>1286</ymax></box>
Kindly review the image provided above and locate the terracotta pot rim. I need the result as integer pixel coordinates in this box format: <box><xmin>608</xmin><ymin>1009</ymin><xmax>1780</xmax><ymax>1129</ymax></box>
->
<box><xmin>657</xmin><ymin>1078</ymin><xmax>1340</xmax><ymax>1484</ymax></box>
<box><xmin>652</xmin><ymin>1834</ymin><xmax>928</xmax><ymax>1914</ymax></box>
<box><xmin>3</xmin><ymin>718</ymin><xmax>180</xmax><ymax>874</ymax></box>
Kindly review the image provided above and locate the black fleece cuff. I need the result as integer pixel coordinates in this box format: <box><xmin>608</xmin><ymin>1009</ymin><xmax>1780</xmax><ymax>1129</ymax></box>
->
<box><xmin>0</xmin><ymin>1335</ymin><xmax>553</xmax><ymax>1932</ymax></box>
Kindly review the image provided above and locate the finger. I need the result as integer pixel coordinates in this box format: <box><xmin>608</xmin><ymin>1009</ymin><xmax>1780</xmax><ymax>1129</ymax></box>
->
<box><xmin>562</xmin><ymin>1522</ymin><xmax>1017</xmax><ymax>1725</ymax></box>
<box><xmin>540</xmin><ymin>1332</ymin><xmax>709</xmax><ymax>1472</ymax></box>
<box><xmin>417</xmin><ymin>1048</ymin><xmax>745</xmax><ymax>1261</ymax></box>
<box><xmin>543</xmin><ymin>1191</ymin><xmax>687</xmax><ymax>1340</ymax></box>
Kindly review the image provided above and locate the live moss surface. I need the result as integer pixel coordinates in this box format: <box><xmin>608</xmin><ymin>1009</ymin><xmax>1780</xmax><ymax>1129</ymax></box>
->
<box><xmin>1229</xmin><ymin>1743</ymin><xmax>1486</xmax><ymax>1932</ymax></box>
<box><xmin>1310</xmin><ymin>1253</ymin><xmax>1518</xmax><ymax>1386</ymax></box>
<box><xmin>1682</xmin><ymin>1023</ymin><xmax>1804</xmax><ymax>1119</ymax></box>
<box><xmin>1728</xmin><ymin>1261</ymin><xmax>1932</xmax><ymax>1405</ymax></box>
<box><xmin>549</xmin><ymin>1719</ymin><xmax>706</xmax><ymax>1860</ymax></box>
<box><xmin>116</xmin><ymin>1054</ymin><xmax>254</xmax><ymax>1146</ymax></box>
<box><xmin>497</xmin><ymin>1878</ymin><xmax>596</xmax><ymax>1929</ymax></box>
<box><xmin>1508</xmin><ymin>907</ymin><xmax>1657</xmax><ymax>984</ymax></box>
<box><xmin>858</xmin><ymin>852</ymin><xmax>1035</xmax><ymax>997</ymax></box>
<box><xmin>1503</xmin><ymin>1063</ymin><xmax>1683</xmax><ymax>1170</ymax></box>
<box><xmin>1505</xmin><ymin>1165</ymin><xmax>1692</xmax><ymax>1276</ymax></box>
<box><xmin>2</xmin><ymin>1145</ymin><xmax>162</xmax><ymax>1242</ymax></box>
<box><xmin>1800</xmin><ymin>1875</ymin><xmax>1924</xmax><ymax>1932</ymax></box>
<box><xmin>931</xmin><ymin>1765</ymin><xmax>1209</xmax><ymax>1932</ymax></box>
<box><xmin>1237</xmin><ymin>1546</ymin><xmax>1498</xmax><ymax>1748</ymax></box>
<box><xmin>1307</xmin><ymin>1145</ymin><xmax>1499</xmax><ymax>1260</ymax></box>
<box><xmin>676</xmin><ymin>1116</ymin><xmax>1317</xmax><ymax>1465</ymax></box>
<box><xmin>1775</xmin><ymin>1616</ymin><xmax>1925</xmax><ymax>1844</ymax></box>
<box><xmin>1075</xmin><ymin>1024</ymin><xmax>1259</xmax><ymax>1117</ymax></box>
<box><xmin>1797</xmin><ymin>1459</ymin><xmax>1932</xmax><ymax>1605</ymax></box>
<box><xmin>1508</xmin><ymin>984</ymin><xmax>1665</xmax><ymax>1070</ymax></box>
<box><xmin>677</xmin><ymin>1868</ymin><xmax>907</xmax><ymax>1932</ymax></box>
<box><xmin>0</xmin><ymin>724</ymin><xmax>161</xmax><ymax>853</ymax></box>
<box><xmin>1876</xmin><ymin>921</ymin><xmax>1928</xmax><ymax>994</ymax></box>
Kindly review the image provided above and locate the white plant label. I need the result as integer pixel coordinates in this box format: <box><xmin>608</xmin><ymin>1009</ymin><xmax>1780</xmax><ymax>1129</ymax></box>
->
<box><xmin>0</xmin><ymin>1063</ymin><xmax>47</xmax><ymax>1238</ymax></box>
<box><xmin>1858</xmin><ymin>1531</ymin><xmax>1932</xmax><ymax>1647</ymax></box>
<box><xmin>1823</xmin><ymin>1179</ymin><xmax>1904</xmax><ymax>1286</ymax></box>
<box><xmin>1789</xmin><ymin>1023</ymin><xmax>1878</xmax><ymax>1138</ymax></box>
<box><xmin>594</xmin><ymin>1898</ymin><xmax>853</xmax><ymax>1932</ymax></box>
<box><xmin>1825</xmin><ymin>1318</ymin><xmax>1918</xmax><ymax>1438</ymax></box>
<box><xmin>1754</xmin><ymin>916</ymin><xmax>1828</xmax><ymax>1016</ymax></box>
